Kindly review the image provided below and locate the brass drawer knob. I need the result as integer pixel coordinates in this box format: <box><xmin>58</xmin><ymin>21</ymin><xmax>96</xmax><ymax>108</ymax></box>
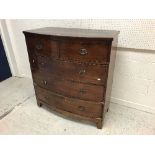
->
<box><xmin>78</xmin><ymin>106</ymin><xmax>85</xmax><ymax>111</ymax></box>
<box><xmin>79</xmin><ymin>69</ymin><xmax>86</xmax><ymax>75</ymax></box>
<box><xmin>79</xmin><ymin>48</ymin><xmax>88</xmax><ymax>55</ymax></box>
<box><xmin>36</xmin><ymin>44</ymin><xmax>43</xmax><ymax>50</ymax></box>
<box><xmin>79</xmin><ymin>88</ymin><xmax>87</xmax><ymax>94</ymax></box>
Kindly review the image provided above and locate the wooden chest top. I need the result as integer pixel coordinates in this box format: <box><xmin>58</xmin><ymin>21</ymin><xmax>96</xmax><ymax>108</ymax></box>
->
<box><xmin>24</xmin><ymin>27</ymin><xmax>119</xmax><ymax>39</ymax></box>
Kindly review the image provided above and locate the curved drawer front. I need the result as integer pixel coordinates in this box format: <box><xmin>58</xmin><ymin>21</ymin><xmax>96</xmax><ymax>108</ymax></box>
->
<box><xmin>35</xmin><ymin>55</ymin><xmax>108</xmax><ymax>85</ymax></box>
<box><xmin>59</xmin><ymin>38</ymin><xmax>112</xmax><ymax>64</ymax></box>
<box><xmin>35</xmin><ymin>86</ymin><xmax>103</xmax><ymax>118</ymax></box>
<box><xmin>33</xmin><ymin>72</ymin><xmax>105</xmax><ymax>102</ymax></box>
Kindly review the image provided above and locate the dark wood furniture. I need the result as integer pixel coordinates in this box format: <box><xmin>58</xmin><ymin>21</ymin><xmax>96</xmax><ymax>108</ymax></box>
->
<box><xmin>23</xmin><ymin>27</ymin><xmax>119</xmax><ymax>129</ymax></box>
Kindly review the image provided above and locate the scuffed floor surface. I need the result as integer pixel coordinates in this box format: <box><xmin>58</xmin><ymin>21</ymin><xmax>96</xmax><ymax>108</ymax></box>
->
<box><xmin>0</xmin><ymin>77</ymin><xmax>155</xmax><ymax>134</ymax></box>
<box><xmin>0</xmin><ymin>77</ymin><xmax>34</xmax><ymax>118</ymax></box>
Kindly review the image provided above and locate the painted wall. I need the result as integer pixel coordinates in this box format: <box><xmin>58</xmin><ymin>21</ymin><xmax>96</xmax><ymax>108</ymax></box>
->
<box><xmin>5</xmin><ymin>19</ymin><xmax>155</xmax><ymax>113</ymax></box>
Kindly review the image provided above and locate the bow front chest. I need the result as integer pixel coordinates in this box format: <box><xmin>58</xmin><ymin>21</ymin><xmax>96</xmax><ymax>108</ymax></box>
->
<box><xmin>23</xmin><ymin>27</ymin><xmax>119</xmax><ymax>129</ymax></box>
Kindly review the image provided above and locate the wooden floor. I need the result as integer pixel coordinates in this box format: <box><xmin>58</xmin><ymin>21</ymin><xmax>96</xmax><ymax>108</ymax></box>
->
<box><xmin>0</xmin><ymin>77</ymin><xmax>155</xmax><ymax>134</ymax></box>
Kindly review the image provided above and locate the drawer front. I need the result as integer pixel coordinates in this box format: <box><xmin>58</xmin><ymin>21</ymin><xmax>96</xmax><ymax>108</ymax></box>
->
<box><xmin>33</xmin><ymin>72</ymin><xmax>105</xmax><ymax>102</ymax></box>
<box><xmin>25</xmin><ymin>34</ymin><xmax>59</xmax><ymax>58</ymax></box>
<box><xmin>35</xmin><ymin>86</ymin><xmax>103</xmax><ymax>118</ymax></box>
<box><xmin>59</xmin><ymin>38</ymin><xmax>112</xmax><ymax>63</ymax></box>
<box><xmin>35</xmin><ymin>55</ymin><xmax>108</xmax><ymax>85</ymax></box>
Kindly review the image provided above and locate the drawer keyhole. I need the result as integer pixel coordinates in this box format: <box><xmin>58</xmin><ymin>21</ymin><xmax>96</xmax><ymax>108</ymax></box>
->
<box><xmin>36</xmin><ymin>44</ymin><xmax>43</xmax><ymax>50</ymax></box>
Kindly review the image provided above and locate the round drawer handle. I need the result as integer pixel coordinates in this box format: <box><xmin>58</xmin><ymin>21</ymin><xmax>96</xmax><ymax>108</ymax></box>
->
<box><xmin>36</xmin><ymin>44</ymin><xmax>43</xmax><ymax>50</ymax></box>
<box><xmin>79</xmin><ymin>69</ymin><xmax>86</xmax><ymax>75</ymax></box>
<box><xmin>78</xmin><ymin>106</ymin><xmax>85</xmax><ymax>112</ymax></box>
<box><xmin>79</xmin><ymin>48</ymin><xmax>88</xmax><ymax>55</ymax></box>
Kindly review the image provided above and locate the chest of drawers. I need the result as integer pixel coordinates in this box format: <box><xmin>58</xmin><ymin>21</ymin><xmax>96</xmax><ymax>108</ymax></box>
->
<box><xmin>24</xmin><ymin>27</ymin><xmax>119</xmax><ymax>129</ymax></box>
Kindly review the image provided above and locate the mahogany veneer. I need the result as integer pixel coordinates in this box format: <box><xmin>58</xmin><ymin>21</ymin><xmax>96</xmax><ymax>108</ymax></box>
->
<box><xmin>23</xmin><ymin>27</ymin><xmax>119</xmax><ymax>129</ymax></box>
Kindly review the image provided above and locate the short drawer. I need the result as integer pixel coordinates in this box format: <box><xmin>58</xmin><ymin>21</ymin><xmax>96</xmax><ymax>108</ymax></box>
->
<box><xmin>59</xmin><ymin>38</ymin><xmax>112</xmax><ymax>64</ymax></box>
<box><xmin>25</xmin><ymin>33</ymin><xmax>59</xmax><ymax>57</ymax></box>
<box><xmin>35</xmin><ymin>86</ymin><xmax>103</xmax><ymax>118</ymax></box>
<box><xmin>35</xmin><ymin>56</ymin><xmax>108</xmax><ymax>85</ymax></box>
<box><xmin>33</xmin><ymin>72</ymin><xmax>105</xmax><ymax>102</ymax></box>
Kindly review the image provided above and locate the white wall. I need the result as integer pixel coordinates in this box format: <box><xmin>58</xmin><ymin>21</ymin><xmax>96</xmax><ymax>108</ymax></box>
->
<box><xmin>5</xmin><ymin>19</ymin><xmax>155</xmax><ymax>113</ymax></box>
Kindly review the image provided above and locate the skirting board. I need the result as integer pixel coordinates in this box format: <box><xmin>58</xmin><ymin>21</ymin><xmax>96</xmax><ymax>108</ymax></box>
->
<box><xmin>111</xmin><ymin>97</ymin><xmax>155</xmax><ymax>114</ymax></box>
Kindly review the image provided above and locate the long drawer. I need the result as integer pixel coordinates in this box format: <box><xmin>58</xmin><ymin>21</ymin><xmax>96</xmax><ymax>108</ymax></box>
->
<box><xmin>35</xmin><ymin>86</ymin><xmax>103</xmax><ymax>118</ymax></box>
<box><xmin>34</xmin><ymin>55</ymin><xmax>108</xmax><ymax>85</ymax></box>
<box><xmin>33</xmin><ymin>71</ymin><xmax>105</xmax><ymax>102</ymax></box>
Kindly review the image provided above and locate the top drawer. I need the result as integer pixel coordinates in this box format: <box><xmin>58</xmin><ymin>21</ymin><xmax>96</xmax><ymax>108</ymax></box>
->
<box><xmin>59</xmin><ymin>38</ymin><xmax>112</xmax><ymax>64</ymax></box>
<box><xmin>25</xmin><ymin>34</ymin><xmax>113</xmax><ymax>64</ymax></box>
<box><xmin>25</xmin><ymin>34</ymin><xmax>59</xmax><ymax>58</ymax></box>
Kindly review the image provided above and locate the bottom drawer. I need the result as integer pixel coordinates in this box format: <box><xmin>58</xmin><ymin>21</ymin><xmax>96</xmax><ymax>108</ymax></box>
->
<box><xmin>35</xmin><ymin>86</ymin><xmax>103</xmax><ymax>118</ymax></box>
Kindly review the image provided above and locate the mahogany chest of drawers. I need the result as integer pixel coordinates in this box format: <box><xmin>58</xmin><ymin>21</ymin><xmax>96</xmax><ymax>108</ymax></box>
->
<box><xmin>23</xmin><ymin>27</ymin><xmax>119</xmax><ymax>129</ymax></box>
